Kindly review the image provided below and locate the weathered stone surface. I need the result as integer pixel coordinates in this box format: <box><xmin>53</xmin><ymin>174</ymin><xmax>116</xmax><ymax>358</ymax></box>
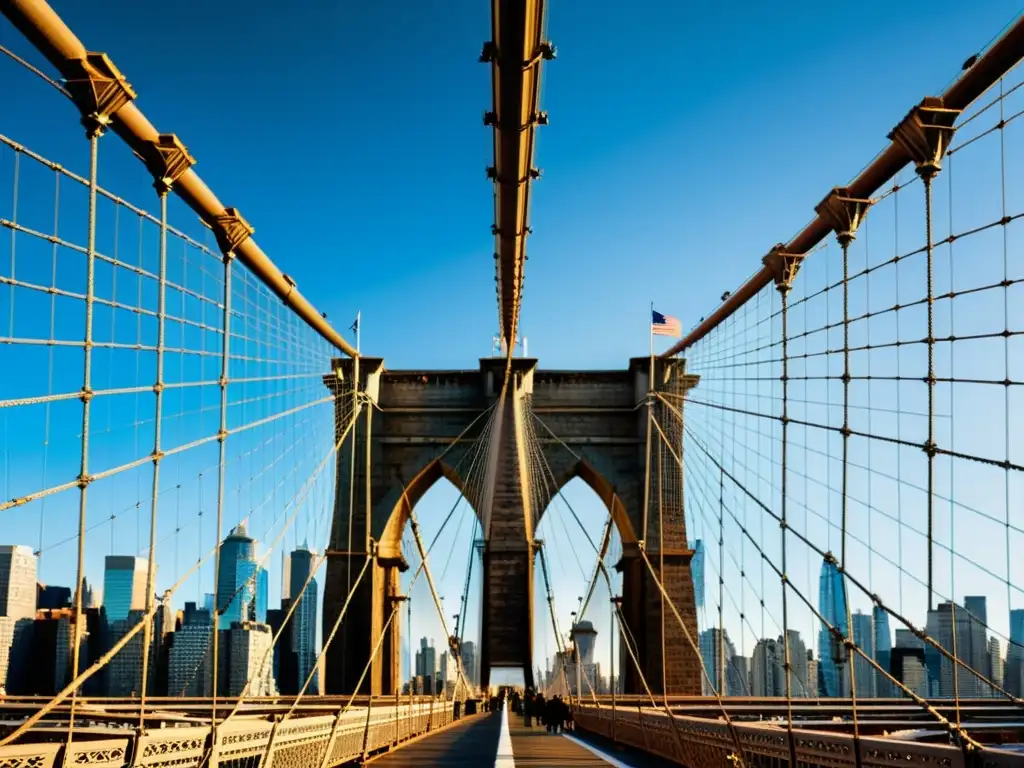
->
<box><xmin>322</xmin><ymin>357</ymin><xmax>701</xmax><ymax>696</ymax></box>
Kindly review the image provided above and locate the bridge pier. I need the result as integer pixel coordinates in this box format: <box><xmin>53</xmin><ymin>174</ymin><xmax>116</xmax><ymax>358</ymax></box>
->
<box><xmin>477</xmin><ymin>358</ymin><xmax>537</xmax><ymax>690</ymax></box>
<box><xmin>320</xmin><ymin>356</ymin><xmax>701</xmax><ymax>697</ymax></box>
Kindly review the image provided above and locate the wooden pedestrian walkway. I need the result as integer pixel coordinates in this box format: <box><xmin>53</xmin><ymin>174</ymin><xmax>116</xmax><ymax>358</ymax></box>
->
<box><xmin>508</xmin><ymin>717</ymin><xmax>617</xmax><ymax>766</ymax></box>
<box><xmin>368</xmin><ymin>703</ymin><xmax>673</xmax><ymax>766</ymax></box>
<box><xmin>368</xmin><ymin>710</ymin><xmax>500</xmax><ymax>765</ymax></box>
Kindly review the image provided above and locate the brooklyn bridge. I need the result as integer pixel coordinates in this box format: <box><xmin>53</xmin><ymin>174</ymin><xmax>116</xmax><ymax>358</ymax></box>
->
<box><xmin>0</xmin><ymin>0</ymin><xmax>1023</xmax><ymax>765</ymax></box>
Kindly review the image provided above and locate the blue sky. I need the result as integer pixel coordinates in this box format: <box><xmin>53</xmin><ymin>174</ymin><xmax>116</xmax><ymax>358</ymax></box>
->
<box><xmin>2</xmin><ymin>0</ymin><xmax>1022</xmax><ymax>693</ymax></box>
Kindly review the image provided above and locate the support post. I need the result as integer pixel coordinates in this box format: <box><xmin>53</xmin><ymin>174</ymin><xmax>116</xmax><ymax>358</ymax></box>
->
<box><xmin>322</xmin><ymin>357</ymin><xmax>389</xmax><ymax>694</ymax></box>
<box><xmin>478</xmin><ymin>358</ymin><xmax>538</xmax><ymax>691</ymax></box>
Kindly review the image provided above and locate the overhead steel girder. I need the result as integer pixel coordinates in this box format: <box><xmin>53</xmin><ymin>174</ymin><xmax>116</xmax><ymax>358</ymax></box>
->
<box><xmin>485</xmin><ymin>0</ymin><xmax>550</xmax><ymax>348</ymax></box>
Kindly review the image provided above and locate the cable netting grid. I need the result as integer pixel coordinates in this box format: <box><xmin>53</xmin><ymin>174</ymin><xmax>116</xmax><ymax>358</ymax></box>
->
<box><xmin>679</xmin><ymin>67</ymin><xmax>1024</xmax><ymax>724</ymax></box>
<box><xmin>0</xmin><ymin>79</ymin><xmax>342</xmax><ymax>712</ymax></box>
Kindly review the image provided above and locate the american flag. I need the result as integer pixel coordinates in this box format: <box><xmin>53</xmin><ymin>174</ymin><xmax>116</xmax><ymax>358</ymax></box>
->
<box><xmin>651</xmin><ymin>310</ymin><xmax>682</xmax><ymax>338</ymax></box>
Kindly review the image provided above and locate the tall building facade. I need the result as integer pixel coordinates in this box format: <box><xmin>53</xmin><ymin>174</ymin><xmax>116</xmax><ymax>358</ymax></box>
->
<box><xmin>873</xmin><ymin>606</ymin><xmax>894</xmax><ymax>697</ymax></box>
<box><xmin>892</xmin><ymin>646</ymin><xmax>928</xmax><ymax>697</ymax></box>
<box><xmin>1005</xmin><ymin>609</ymin><xmax>1024</xmax><ymax>696</ymax></box>
<box><xmin>415</xmin><ymin>638</ymin><xmax>437</xmax><ymax>693</ymax></box>
<box><xmin>228</xmin><ymin>621</ymin><xmax>277</xmax><ymax>696</ymax></box>
<box><xmin>0</xmin><ymin>545</ymin><xmax>37</xmax><ymax>693</ymax></box>
<box><xmin>786</xmin><ymin>630</ymin><xmax>810</xmax><ymax>697</ymax></box>
<box><xmin>462</xmin><ymin>641</ymin><xmax>477</xmax><ymax>686</ymax></box>
<box><xmin>752</xmin><ymin>638</ymin><xmax>784</xmax><ymax>696</ymax></box>
<box><xmin>730</xmin><ymin>655</ymin><xmax>750</xmax><ymax>696</ymax></box>
<box><xmin>930</xmin><ymin>601</ymin><xmax>980</xmax><ymax>698</ymax></box>
<box><xmin>989</xmin><ymin>637</ymin><xmax>1004</xmax><ymax>698</ymax></box>
<box><xmin>102</xmin><ymin>556</ymin><xmax>148</xmax><ymax>622</ymax></box>
<box><xmin>107</xmin><ymin>610</ymin><xmax>146</xmax><ymax>696</ymax></box>
<box><xmin>850</xmin><ymin>611</ymin><xmax>875</xmax><ymax>697</ymax></box>
<box><xmin>963</xmin><ymin>596</ymin><xmax>990</xmax><ymax>697</ymax></box>
<box><xmin>168</xmin><ymin>603</ymin><xmax>213</xmax><ymax>696</ymax></box>
<box><xmin>699</xmin><ymin>627</ymin><xmax>736</xmax><ymax>695</ymax></box>
<box><xmin>818</xmin><ymin>558</ymin><xmax>850</xmax><ymax>697</ymax></box>
<box><xmin>289</xmin><ymin>547</ymin><xmax>318</xmax><ymax>692</ymax></box>
<box><xmin>692</xmin><ymin>540</ymin><xmax>705</xmax><ymax>610</ymax></box>
<box><xmin>217</xmin><ymin>524</ymin><xmax>267</xmax><ymax>625</ymax></box>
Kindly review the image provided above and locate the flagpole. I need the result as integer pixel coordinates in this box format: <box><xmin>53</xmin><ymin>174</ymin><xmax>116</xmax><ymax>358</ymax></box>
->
<box><xmin>649</xmin><ymin>301</ymin><xmax>654</xmax><ymax>360</ymax></box>
<box><xmin>356</xmin><ymin>310</ymin><xmax>361</xmax><ymax>354</ymax></box>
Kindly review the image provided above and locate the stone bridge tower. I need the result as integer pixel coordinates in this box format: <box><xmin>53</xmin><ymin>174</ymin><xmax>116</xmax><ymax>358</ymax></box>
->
<box><xmin>321</xmin><ymin>357</ymin><xmax>701</xmax><ymax>696</ymax></box>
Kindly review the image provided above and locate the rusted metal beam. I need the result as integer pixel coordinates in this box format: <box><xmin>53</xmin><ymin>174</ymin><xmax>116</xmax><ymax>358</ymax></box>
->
<box><xmin>663</xmin><ymin>13</ymin><xmax>1024</xmax><ymax>358</ymax></box>
<box><xmin>484</xmin><ymin>0</ymin><xmax>549</xmax><ymax>348</ymax></box>
<box><xmin>0</xmin><ymin>0</ymin><xmax>357</xmax><ymax>357</ymax></box>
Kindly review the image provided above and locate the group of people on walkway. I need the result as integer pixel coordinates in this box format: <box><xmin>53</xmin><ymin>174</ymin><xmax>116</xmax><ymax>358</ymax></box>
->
<box><xmin>510</xmin><ymin>688</ymin><xmax>573</xmax><ymax>733</ymax></box>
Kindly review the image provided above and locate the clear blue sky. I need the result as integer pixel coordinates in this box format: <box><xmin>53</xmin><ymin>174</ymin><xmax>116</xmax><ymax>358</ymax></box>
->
<box><xmin>1</xmin><ymin>0</ymin><xmax>1020</xmax><ymax>692</ymax></box>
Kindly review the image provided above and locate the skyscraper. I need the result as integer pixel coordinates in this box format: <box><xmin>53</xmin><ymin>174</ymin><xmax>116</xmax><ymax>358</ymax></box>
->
<box><xmin>1004</xmin><ymin>610</ymin><xmax>1024</xmax><ymax>696</ymax></box>
<box><xmin>169</xmin><ymin>601</ymin><xmax>213</xmax><ymax>697</ymax></box>
<box><xmin>415</xmin><ymin>637</ymin><xmax>437</xmax><ymax>692</ymax></box>
<box><xmin>752</xmin><ymin>638</ymin><xmax>784</xmax><ymax>696</ymax></box>
<box><xmin>963</xmin><ymin>596</ymin><xmax>989</xmax><ymax>697</ymax></box>
<box><xmin>989</xmin><ymin>637</ymin><xmax>1004</xmax><ymax>699</ymax></box>
<box><xmin>0</xmin><ymin>546</ymin><xmax>37</xmax><ymax>693</ymax></box>
<box><xmin>462</xmin><ymin>641</ymin><xmax>477</xmax><ymax>686</ymax></box>
<box><xmin>786</xmin><ymin>629</ymin><xmax>810</xmax><ymax>698</ymax></box>
<box><xmin>229</xmin><ymin>621</ymin><xmax>276</xmax><ymax>696</ymax></box>
<box><xmin>818</xmin><ymin>558</ymin><xmax>850</xmax><ymax>697</ymax></box>
<box><xmin>699</xmin><ymin>627</ymin><xmax>736</xmax><ymax>695</ymax></box>
<box><xmin>102</xmin><ymin>556</ymin><xmax>148</xmax><ymax>622</ymax></box>
<box><xmin>850</xmin><ymin>610</ymin><xmax>875</xmax><ymax>697</ymax></box>
<box><xmin>931</xmin><ymin>601</ymin><xmax>979</xmax><ymax>698</ymax></box>
<box><xmin>692</xmin><ymin>540</ymin><xmax>705</xmax><ymax>610</ymax></box>
<box><xmin>217</xmin><ymin>523</ymin><xmax>262</xmax><ymax>625</ymax></box>
<box><xmin>873</xmin><ymin>605</ymin><xmax>894</xmax><ymax>697</ymax></box>
<box><xmin>107</xmin><ymin>609</ymin><xmax>146</xmax><ymax>696</ymax></box>
<box><xmin>289</xmin><ymin>547</ymin><xmax>318</xmax><ymax>692</ymax></box>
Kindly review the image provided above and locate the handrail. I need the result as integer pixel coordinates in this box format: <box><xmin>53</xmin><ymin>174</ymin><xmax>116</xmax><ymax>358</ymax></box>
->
<box><xmin>663</xmin><ymin>13</ymin><xmax>1024</xmax><ymax>357</ymax></box>
<box><xmin>0</xmin><ymin>0</ymin><xmax>357</xmax><ymax>357</ymax></box>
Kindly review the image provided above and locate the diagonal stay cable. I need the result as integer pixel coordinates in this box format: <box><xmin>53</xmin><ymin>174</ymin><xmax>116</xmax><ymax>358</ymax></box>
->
<box><xmin>525</xmin><ymin>402</ymin><xmax>741</xmax><ymax>764</ymax></box>
<box><xmin>682</xmin><ymin>414</ymin><xmax>1024</xmax><ymax>709</ymax></box>
<box><xmin>0</xmin><ymin>392</ymin><xmax>354</xmax><ymax>748</ymax></box>
<box><xmin>256</xmin><ymin>400</ymin><xmax>498</xmax><ymax>726</ymax></box>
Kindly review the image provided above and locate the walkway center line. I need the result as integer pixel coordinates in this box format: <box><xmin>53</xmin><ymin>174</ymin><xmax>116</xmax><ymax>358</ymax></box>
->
<box><xmin>494</xmin><ymin>701</ymin><xmax>515</xmax><ymax>768</ymax></box>
<box><xmin>562</xmin><ymin>732</ymin><xmax>633</xmax><ymax>767</ymax></box>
